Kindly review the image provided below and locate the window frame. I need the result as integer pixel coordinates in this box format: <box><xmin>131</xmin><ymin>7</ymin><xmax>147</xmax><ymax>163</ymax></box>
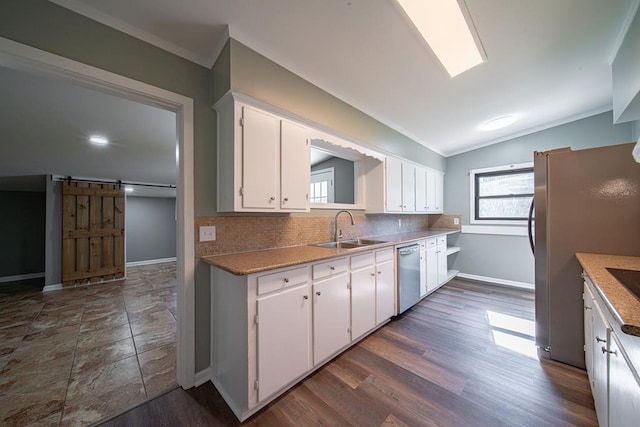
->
<box><xmin>469</xmin><ymin>162</ymin><xmax>533</xmax><ymax>225</ymax></box>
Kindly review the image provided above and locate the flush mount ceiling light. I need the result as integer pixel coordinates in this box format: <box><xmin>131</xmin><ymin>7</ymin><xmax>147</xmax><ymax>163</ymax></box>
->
<box><xmin>89</xmin><ymin>135</ymin><xmax>109</xmax><ymax>145</ymax></box>
<box><xmin>125</xmin><ymin>187</ymin><xmax>134</xmax><ymax>193</ymax></box>
<box><xmin>481</xmin><ymin>115</ymin><xmax>517</xmax><ymax>131</ymax></box>
<box><xmin>396</xmin><ymin>0</ymin><xmax>485</xmax><ymax>77</ymax></box>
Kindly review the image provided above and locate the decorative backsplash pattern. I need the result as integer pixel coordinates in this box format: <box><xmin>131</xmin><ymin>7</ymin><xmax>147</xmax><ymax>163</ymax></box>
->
<box><xmin>195</xmin><ymin>214</ymin><xmax>461</xmax><ymax>258</ymax></box>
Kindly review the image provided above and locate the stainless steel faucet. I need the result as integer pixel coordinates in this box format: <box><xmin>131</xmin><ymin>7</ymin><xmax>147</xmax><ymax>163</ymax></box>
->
<box><xmin>334</xmin><ymin>210</ymin><xmax>355</xmax><ymax>242</ymax></box>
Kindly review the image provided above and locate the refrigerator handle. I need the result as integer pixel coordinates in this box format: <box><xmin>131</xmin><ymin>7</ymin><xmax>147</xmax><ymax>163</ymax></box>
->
<box><xmin>527</xmin><ymin>197</ymin><xmax>535</xmax><ymax>255</ymax></box>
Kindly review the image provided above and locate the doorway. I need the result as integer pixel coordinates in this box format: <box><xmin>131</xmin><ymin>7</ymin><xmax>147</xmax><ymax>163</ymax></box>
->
<box><xmin>0</xmin><ymin>36</ymin><xmax>195</xmax><ymax>393</ymax></box>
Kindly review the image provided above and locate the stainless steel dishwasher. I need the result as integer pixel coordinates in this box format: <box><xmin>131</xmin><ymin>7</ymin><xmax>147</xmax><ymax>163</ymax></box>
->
<box><xmin>397</xmin><ymin>244</ymin><xmax>421</xmax><ymax>314</ymax></box>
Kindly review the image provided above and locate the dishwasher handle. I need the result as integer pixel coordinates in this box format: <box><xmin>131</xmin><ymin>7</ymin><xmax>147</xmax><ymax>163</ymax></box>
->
<box><xmin>398</xmin><ymin>244</ymin><xmax>420</xmax><ymax>256</ymax></box>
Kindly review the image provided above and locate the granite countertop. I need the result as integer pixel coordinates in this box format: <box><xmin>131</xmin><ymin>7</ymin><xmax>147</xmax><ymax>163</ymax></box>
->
<box><xmin>576</xmin><ymin>252</ymin><xmax>640</xmax><ymax>336</ymax></box>
<box><xmin>202</xmin><ymin>229</ymin><xmax>459</xmax><ymax>275</ymax></box>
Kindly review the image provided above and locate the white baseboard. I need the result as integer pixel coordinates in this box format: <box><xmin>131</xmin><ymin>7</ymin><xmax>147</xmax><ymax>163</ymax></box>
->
<box><xmin>126</xmin><ymin>257</ymin><xmax>176</xmax><ymax>267</ymax></box>
<box><xmin>43</xmin><ymin>275</ymin><xmax>125</xmax><ymax>292</ymax></box>
<box><xmin>457</xmin><ymin>273</ymin><xmax>534</xmax><ymax>290</ymax></box>
<box><xmin>0</xmin><ymin>272</ymin><xmax>45</xmax><ymax>284</ymax></box>
<box><xmin>194</xmin><ymin>367</ymin><xmax>212</xmax><ymax>387</ymax></box>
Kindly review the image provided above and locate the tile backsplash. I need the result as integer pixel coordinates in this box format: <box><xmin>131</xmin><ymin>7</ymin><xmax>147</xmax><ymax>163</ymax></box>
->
<box><xmin>195</xmin><ymin>213</ymin><xmax>461</xmax><ymax>258</ymax></box>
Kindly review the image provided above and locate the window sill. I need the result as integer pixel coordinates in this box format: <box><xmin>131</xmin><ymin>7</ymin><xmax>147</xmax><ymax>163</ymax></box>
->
<box><xmin>461</xmin><ymin>225</ymin><xmax>529</xmax><ymax>236</ymax></box>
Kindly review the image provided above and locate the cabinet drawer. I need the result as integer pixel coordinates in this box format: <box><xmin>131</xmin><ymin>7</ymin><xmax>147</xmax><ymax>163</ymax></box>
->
<box><xmin>376</xmin><ymin>248</ymin><xmax>394</xmax><ymax>263</ymax></box>
<box><xmin>351</xmin><ymin>252</ymin><xmax>374</xmax><ymax>270</ymax></box>
<box><xmin>313</xmin><ymin>258</ymin><xmax>348</xmax><ymax>280</ymax></box>
<box><xmin>437</xmin><ymin>236</ymin><xmax>447</xmax><ymax>246</ymax></box>
<box><xmin>257</xmin><ymin>266</ymin><xmax>309</xmax><ymax>295</ymax></box>
<box><xmin>425</xmin><ymin>238</ymin><xmax>437</xmax><ymax>248</ymax></box>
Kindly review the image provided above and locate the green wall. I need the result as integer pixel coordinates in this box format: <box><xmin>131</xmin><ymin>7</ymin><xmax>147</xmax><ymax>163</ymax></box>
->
<box><xmin>227</xmin><ymin>39</ymin><xmax>446</xmax><ymax>172</ymax></box>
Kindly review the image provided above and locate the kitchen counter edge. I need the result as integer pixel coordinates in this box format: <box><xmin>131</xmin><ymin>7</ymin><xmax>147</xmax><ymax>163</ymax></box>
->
<box><xmin>576</xmin><ymin>252</ymin><xmax>640</xmax><ymax>337</ymax></box>
<box><xmin>201</xmin><ymin>229</ymin><xmax>460</xmax><ymax>276</ymax></box>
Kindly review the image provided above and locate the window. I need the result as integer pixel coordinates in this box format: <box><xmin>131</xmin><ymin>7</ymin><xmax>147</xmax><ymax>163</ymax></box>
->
<box><xmin>310</xmin><ymin>168</ymin><xmax>334</xmax><ymax>204</ymax></box>
<box><xmin>470</xmin><ymin>163</ymin><xmax>533</xmax><ymax>224</ymax></box>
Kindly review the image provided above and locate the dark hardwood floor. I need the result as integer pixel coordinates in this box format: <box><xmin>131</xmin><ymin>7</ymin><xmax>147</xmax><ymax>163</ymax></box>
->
<box><xmin>99</xmin><ymin>278</ymin><xmax>597</xmax><ymax>426</ymax></box>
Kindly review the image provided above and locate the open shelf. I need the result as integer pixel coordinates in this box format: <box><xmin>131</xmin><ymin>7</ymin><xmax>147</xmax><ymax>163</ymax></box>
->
<box><xmin>446</xmin><ymin>269</ymin><xmax>459</xmax><ymax>281</ymax></box>
<box><xmin>446</xmin><ymin>246</ymin><xmax>460</xmax><ymax>256</ymax></box>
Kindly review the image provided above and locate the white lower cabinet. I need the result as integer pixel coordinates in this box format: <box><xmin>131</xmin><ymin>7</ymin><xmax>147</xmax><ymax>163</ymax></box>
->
<box><xmin>436</xmin><ymin>236</ymin><xmax>448</xmax><ymax>285</ymax></box>
<box><xmin>350</xmin><ymin>253</ymin><xmax>376</xmax><ymax>341</ymax></box>
<box><xmin>425</xmin><ymin>239</ymin><xmax>439</xmax><ymax>293</ymax></box>
<box><xmin>583</xmin><ymin>274</ymin><xmax>640</xmax><ymax>427</ymax></box>
<box><xmin>609</xmin><ymin>333</ymin><xmax>640</xmax><ymax>426</ymax></box>
<box><xmin>375</xmin><ymin>248</ymin><xmax>395</xmax><ymax>325</ymax></box>
<box><xmin>313</xmin><ymin>270</ymin><xmax>351</xmax><ymax>364</ymax></box>
<box><xmin>257</xmin><ymin>284</ymin><xmax>311</xmax><ymax>401</ymax></box>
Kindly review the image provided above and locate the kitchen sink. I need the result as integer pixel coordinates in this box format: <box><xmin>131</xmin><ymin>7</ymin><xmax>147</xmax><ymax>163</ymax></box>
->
<box><xmin>312</xmin><ymin>239</ymin><xmax>388</xmax><ymax>250</ymax></box>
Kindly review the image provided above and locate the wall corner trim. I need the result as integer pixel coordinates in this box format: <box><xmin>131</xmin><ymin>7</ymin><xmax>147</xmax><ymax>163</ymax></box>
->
<box><xmin>194</xmin><ymin>367</ymin><xmax>213</xmax><ymax>387</ymax></box>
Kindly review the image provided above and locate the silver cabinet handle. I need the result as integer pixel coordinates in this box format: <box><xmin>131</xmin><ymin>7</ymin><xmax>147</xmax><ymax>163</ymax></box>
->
<box><xmin>370</xmin><ymin>272</ymin><xmax>376</xmax><ymax>276</ymax></box>
<box><xmin>596</xmin><ymin>336</ymin><xmax>606</xmax><ymax>343</ymax></box>
<box><xmin>377</xmin><ymin>271</ymin><xmax>382</xmax><ymax>275</ymax></box>
<box><xmin>329</xmin><ymin>266</ymin><xmax>335</xmax><ymax>271</ymax></box>
<box><xmin>316</xmin><ymin>291</ymin><xmax>321</xmax><ymax>296</ymax></box>
<box><xmin>283</xmin><ymin>278</ymin><xmax>289</xmax><ymax>283</ymax></box>
<box><xmin>585</xmin><ymin>306</ymin><xmax>592</xmax><ymax>310</ymax></box>
<box><xmin>602</xmin><ymin>346</ymin><xmax>617</xmax><ymax>355</ymax></box>
<box><xmin>303</xmin><ymin>295</ymin><xmax>309</xmax><ymax>300</ymax></box>
<box><xmin>283</xmin><ymin>197</ymin><xmax>288</xmax><ymax>202</ymax></box>
<box><xmin>270</xmin><ymin>196</ymin><xmax>275</xmax><ymax>201</ymax></box>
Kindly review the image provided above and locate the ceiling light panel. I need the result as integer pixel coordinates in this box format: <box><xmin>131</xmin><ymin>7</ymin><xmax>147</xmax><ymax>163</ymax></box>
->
<box><xmin>397</xmin><ymin>0</ymin><xmax>485</xmax><ymax>77</ymax></box>
<box><xmin>89</xmin><ymin>135</ymin><xmax>109</xmax><ymax>145</ymax></box>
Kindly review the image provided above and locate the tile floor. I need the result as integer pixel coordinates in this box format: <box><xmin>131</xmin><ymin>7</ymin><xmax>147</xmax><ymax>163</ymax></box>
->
<box><xmin>0</xmin><ymin>262</ymin><xmax>177</xmax><ymax>426</ymax></box>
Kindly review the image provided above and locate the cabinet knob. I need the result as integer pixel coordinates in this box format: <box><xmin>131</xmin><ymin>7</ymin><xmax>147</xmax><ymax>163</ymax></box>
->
<box><xmin>329</xmin><ymin>266</ymin><xmax>335</xmax><ymax>271</ymax></box>
<box><xmin>585</xmin><ymin>306</ymin><xmax>592</xmax><ymax>310</ymax></box>
<box><xmin>370</xmin><ymin>272</ymin><xmax>376</xmax><ymax>276</ymax></box>
<box><xmin>283</xmin><ymin>197</ymin><xmax>289</xmax><ymax>202</ymax></box>
<box><xmin>283</xmin><ymin>278</ymin><xmax>289</xmax><ymax>283</ymax></box>
<box><xmin>303</xmin><ymin>295</ymin><xmax>309</xmax><ymax>300</ymax></box>
<box><xmin>596</xmin><ymin>336</ymin><xmax>606</xmax><ymax>343</ymax></box>
<box><xmin>316</xmin><ymin>291</ymin><xmax>321</xmax><ymax>296</ymax></box>
<box><xmin>378</xmin><ymin>271</ymin><xmax>382</xmax><ymax>275</ymax></box>
<box><xmin>270</xmin><ymin>196</ymin><xmax>275</xmax><ymax>201</ymax></box>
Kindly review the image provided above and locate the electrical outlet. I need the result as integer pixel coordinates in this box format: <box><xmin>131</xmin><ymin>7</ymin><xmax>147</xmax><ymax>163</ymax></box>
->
<box><xmin>453</xmin><ymin>218</ymin><xmax>460</xmax><ymax>225</ymax></box>
<box><xmin>199</xmin><ymin>225</ymin><xmax>216</xmax><ymax>242</ymax></box>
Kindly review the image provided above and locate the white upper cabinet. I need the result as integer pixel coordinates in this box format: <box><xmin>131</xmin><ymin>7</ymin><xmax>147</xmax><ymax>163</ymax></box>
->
<box><xmin>280</xmin><ymin>120</ymin><xmax>311</xmax><ymax>210</ymax></box>
<box><xmin>215</xmin><ymin>93</ymin><xmax>311</xmax><ymax>213</ymax></box>
<box><xmin>365</xmin><ymin>156</ymin><xmax>443</xmax><ymax>214</ymax></box>
<box><xmin>241</xmin><ymin>106</ymin><xmax>280</xmax><ymax>210</ymax></box>
<box><xmin>426</xmin><ymin>169</ymin><xmax>444</xmax><ymax>213</ymax></box>
<box><xmin>385</xmin><ymin>157</ymin><xmax>403</xmax><ymax>212</ymax></box>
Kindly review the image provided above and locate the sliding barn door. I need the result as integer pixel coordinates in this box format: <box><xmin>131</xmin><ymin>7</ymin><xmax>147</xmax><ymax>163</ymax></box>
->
<box><xmin>62</xmin><ymin>181</ymin><xmax>125</xmax><ymax>285</ymax></box>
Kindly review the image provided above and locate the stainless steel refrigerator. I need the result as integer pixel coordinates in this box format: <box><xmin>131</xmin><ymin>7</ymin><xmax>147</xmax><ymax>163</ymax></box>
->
<box><xmin>532</xmin><ymin>142</ymin><xmax>640</xmax><ymax>368</ymax></box>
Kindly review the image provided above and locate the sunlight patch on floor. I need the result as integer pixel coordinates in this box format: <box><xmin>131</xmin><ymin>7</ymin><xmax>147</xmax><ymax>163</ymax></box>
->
<box><xmin>487</xmin><ymin>310</ymin><xmax>537</xmax><ymax>358</ymax></box>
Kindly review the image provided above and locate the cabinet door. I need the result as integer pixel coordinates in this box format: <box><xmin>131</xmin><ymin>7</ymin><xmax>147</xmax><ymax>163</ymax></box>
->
<box><xmin>351</xmin><ymin>267</ymin><xmax>376</xmax><ymax>340</ymax></box>
<box><xmin>257</xmin><ymin>285</ymin><xmax>311</xmax><ymax>401</ymax></box>
<box><xmin>415</xmin><ymin>168</ymin><xmax>427</xmax><ymax>213</ymax></box>
<box><xmin>436</xmin><ymin>242</ymin><xmax>448</xmax><ymax>285</ymax></box>
<box><xmin>419</xmin><ymin>242</ymin><xmax>427</xmax><ymax>297</ymax></box>
<box><xmin>583</xmin><ymin>283</ymin><xmax>594</xmax><ymax>386</ymax></box>
<box><xmin>609</xmin><ymin>334</ymin><xmax>640</xmax><ymax>427</ymax></box>
<box><xmin>313</xmin><ymin>274</ymin><xmax>350</xmax><ymax>364</ymax></box>
<box><xmin>426</xmin><ymin>169</ymin><xmax>436</xmax><ymax>212</ymax></box>
<box><xmin>434</xmin><ymin>172</ymin><xmax>444</xmax><ymax>213</ymax></box>
<box><xmin>592</xmin><ymin>303</ymin><xmax>609</xmax><ymax>427</ymax></box>
<box><xmin>401</xmin><ymin>163</ymin><xmax>416</xmax><ymax>212</ymax></box>
<box><xmin>280</xmin><ymin>120</ymin><xmax>310</xmax><ymax>211</ymax></box>
<box><xmin>242</xmin><ymin>106</ymin><xmax>279</xmax><ymax>209</ymax></box>
<box><xmin>385</xmin><ymin>157</ymin><xmax>403</xmax><ymax>212</ymax></box>
<box><xmin>425</xmin><ymin>244</ymin><xmax>438</xmax><ymax>293</ymax></box>
<box><xmin>376</xmin><ymin>260</ymin><xmax>395</xmax><ymax>324</ymax></box>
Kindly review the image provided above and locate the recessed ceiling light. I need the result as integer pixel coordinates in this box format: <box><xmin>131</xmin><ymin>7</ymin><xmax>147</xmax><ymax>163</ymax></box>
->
<box><xmin>89</xmin><ymin>135</ymin><xmax>109</xmax><ymax>145</ymax></box>
<box><xmin>396</xmin><ymin>0</ymin><xmax>485</xmax><ymax>77</ymax></box>
<box><xmin>481</xmin><ymin>116</ymin><xmax>517</xmax><ymax>131</ymax></box>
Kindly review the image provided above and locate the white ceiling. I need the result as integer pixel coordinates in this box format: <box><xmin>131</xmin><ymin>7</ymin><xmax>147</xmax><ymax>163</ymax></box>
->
<box><xmin>50</xmin><ymin>0</ymin><xmax>638</xmax><ymax>156</ymax></box>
